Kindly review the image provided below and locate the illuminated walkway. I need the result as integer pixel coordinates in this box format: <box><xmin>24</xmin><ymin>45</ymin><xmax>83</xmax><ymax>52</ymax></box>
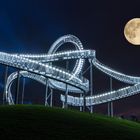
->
<box><xmin>3</xmin><ymin>35</ymin><xmax>140</xmax><ymax>112</ymax></box>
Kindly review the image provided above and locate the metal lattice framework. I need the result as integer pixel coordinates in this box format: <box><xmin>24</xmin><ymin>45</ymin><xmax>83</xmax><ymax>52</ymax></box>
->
<box><xmin>2</xmin><ymin>35</ymin><xmax>140</xmax><ymax>109</ymax></box>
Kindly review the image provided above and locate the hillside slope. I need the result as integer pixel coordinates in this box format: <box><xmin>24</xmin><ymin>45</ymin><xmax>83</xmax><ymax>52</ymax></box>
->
<box><xmin>0</xmin><ymin>105</ymin><xmax>139</xmax><ymax>140</ymax></box>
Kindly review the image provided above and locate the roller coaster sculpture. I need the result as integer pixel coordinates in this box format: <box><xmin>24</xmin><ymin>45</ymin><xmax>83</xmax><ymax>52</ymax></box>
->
<box><xmin>3</xmin><ymin>35</ymin><xmax>140</xmax><ymax>113</ymax></box>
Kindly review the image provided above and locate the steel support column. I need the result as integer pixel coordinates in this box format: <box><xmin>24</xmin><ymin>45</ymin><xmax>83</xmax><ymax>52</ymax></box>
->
<box><xmin>21</xmin><ymin>78</ymin><xmax>25</xmax><ymax>104</ymax></box>
<box><xmin>45</xmin><ymin>78</ymin><xmax>49</xmax><ymax>106</ymax></box>
<box><xmin>64</xmin><ymin>61</ymin><xmax>69</xmax><ymax>109</ymax></box>
<box><xmin>89</xmin><ymin>59</ymin><xmax>93</xmax><ymax>113</ymax></box>
<box><xmin>64</xmin><ymin>84</ymin><xmax>68</xmax><ymax>109</ymax></box>
<box><xmin>83</xmin><ymin>92</ymin><xmax>86</xmax><ymax>112</ymax></box>
<box><xmin>110</xmin><ymin>101</ymin><xmax>113</xmax><ymax>117</ymax></box>
<box><xmin>3</xmin><ymin>66</ymin><xmax>8</xmax><ymax>104</ymax></box>
<box><xmin>108</xmin><ymin>77</ymin><xmax>113</xmax><ymax>117</ymax></box>
<box><xmin>80</xmin><ymin>94</ymin><xmax>82</xmax><ymax>111</ymax></box>
<box><xmin>62</xmin><ymin>101</ymin><xmax>64</xmax><ymax>109</ymax></box>
<box><xmin>108</xmin><ymin>101</ymin><xmax>111</xmax><ymax>116</ymax></box>
<box><xmin>50</xmin><ymin>88</ymin><xmax>53</xmax><ymax>107</ymax></box>
<box><xmin>15</xmin><ymin>70</ymin><xmax>20</xmax><ymax>104</ymax></box>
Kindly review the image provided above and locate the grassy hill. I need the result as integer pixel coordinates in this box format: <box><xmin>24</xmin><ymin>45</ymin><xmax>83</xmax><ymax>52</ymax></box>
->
<box><xmin>0</xmin><ymin>105</ymin><xmax>139</xmax><ymax>140</ymax></box>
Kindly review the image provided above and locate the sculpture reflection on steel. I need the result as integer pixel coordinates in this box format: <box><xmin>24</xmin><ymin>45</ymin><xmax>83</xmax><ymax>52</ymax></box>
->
<box><xmin>4</xmin><ymin>35</ymin><xmax>140</xmax><ymax>109</ymax></box>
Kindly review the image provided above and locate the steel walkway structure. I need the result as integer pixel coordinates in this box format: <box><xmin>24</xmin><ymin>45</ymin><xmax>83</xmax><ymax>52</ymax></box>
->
<box><xmin>2</xmin><ymin>35</ymin><xmax>139</xmax><ymax>113</ymax></box>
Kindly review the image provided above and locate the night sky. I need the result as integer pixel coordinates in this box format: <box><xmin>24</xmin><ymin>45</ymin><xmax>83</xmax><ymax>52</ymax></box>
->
<box><xmin>0</xmin><ymin>0</ymin><xmax>140</xmax><ymax>116</ymax></box>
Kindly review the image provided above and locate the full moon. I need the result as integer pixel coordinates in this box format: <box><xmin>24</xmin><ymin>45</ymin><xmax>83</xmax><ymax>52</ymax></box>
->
<box><xmin>124</xmin><ymin>18</ymin><xmax>140</xmax><ymax>45</ymax></box>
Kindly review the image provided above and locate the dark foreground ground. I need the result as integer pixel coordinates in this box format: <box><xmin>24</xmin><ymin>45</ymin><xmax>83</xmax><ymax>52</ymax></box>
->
<box><xmin>0</xmin><ymin>105</ymin><xmax>139</xmax><ymax>140</ymax></box>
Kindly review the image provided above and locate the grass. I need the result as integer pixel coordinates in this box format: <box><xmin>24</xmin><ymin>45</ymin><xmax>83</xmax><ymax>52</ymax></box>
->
<box><xmin>0</xmin><ymin>105</ymin><xmax>139</xmax><ymax>140</ymax></box>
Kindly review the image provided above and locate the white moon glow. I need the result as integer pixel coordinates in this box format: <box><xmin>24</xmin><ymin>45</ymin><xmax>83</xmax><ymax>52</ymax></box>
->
<box><xmin>124</xmin><ymin>18</ymin><xmax>140</xmax><ymax>45</ymax></box>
